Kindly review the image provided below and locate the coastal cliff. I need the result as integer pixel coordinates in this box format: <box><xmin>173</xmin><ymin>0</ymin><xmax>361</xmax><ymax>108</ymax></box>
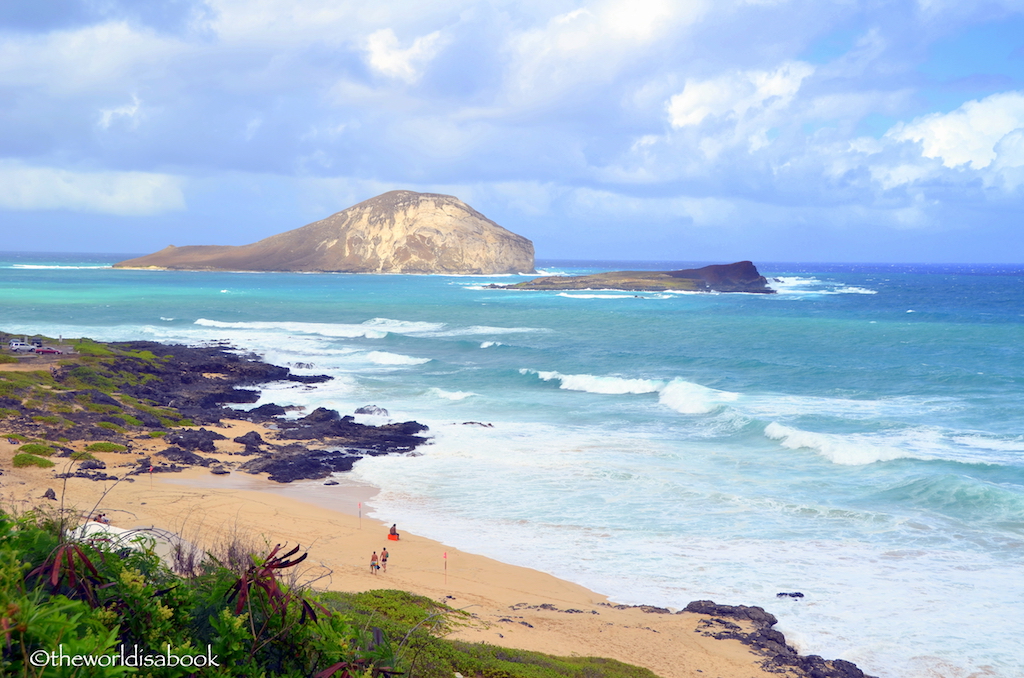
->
<box><xmin>501</xmin><ymin>261</ymin><xmax>775</xmax><ymax>293</ymax></box>
<box><xmin>113</xmin><ymin>190</ymin><xmax>536</xmax><ymax>275</ymax></box>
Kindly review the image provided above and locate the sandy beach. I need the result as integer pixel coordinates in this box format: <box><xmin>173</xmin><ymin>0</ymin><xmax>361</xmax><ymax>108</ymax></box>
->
<box><xmin>1</xmin><ymin>419</ymin><xmax>804</xmax><ymax>678</ymax></box>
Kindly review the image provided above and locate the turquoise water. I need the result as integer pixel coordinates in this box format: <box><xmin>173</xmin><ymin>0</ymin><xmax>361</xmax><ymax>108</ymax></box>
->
<box><xmin>2</xmin><ymin>253</ymin><xmax>1023</xmax><ymax>677</ymax></box>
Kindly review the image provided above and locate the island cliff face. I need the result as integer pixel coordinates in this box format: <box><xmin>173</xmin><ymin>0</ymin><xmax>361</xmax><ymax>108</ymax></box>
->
<box><xmin>504</xmin><ymin>261</ymin><xmax>775</xmax><ymax>294</ymax></box>
<box><xmin>114</xmin><ymin>190</ymin><xmax>536</xmax><ymax>275</ymax></box>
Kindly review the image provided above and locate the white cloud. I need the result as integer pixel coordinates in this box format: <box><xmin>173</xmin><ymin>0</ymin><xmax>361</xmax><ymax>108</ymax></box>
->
<box><xmin>667</xmin><ymin>61</ymin><xmax>815</xmax><ymax>128</ymax></box>
<box><xmin>0</xmin><ymin>22</ymin><xmax>184</xmax><ymax>95</ymax></box>
<box><xmin>506</xmin><ymin>0</ymin><xmax>706</xmax><ymax>103</ymax></box>
<box><xmin>886</xmin><ymin>91</ymin><xmax>1024</xmax><ymax>169</ymax></box>
<box><xmin>0</xmin><ymin>162</ymin><xmax>185</xmax><ymax>216</ymax></box>
<box><xmin>98</xmin><ymin>95</ymin><xmax>142</xmax><ymax>129</ymax></box>
<box><xmin>364</xmin><ymin>28</ymin><xmax>449</xmax><ymax>83</ymax></box>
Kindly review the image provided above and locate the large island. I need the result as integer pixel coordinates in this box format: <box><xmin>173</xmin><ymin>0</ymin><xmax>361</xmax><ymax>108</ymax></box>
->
<box><xmin>114</xmin><ymin>190</ymin><xmax>535</xmax><ymax>275</ymax></box>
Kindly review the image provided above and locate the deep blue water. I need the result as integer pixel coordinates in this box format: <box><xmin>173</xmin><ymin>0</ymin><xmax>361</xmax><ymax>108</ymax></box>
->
<box><xmin>2</xmin><ymin>253</ymin><xmax>1023</xmax><ymax>677</ymax></box>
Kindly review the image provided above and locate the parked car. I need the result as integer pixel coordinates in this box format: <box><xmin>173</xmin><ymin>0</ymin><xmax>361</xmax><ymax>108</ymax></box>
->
<box><xmin>32</xmin><ymin>347</ymin><xmax>62</xmax><ymax>355</ymax></box>
<box><xmin>8</xmin><ymin>341</ymin><xmax>34</xmax><ymax>352</ymax></box>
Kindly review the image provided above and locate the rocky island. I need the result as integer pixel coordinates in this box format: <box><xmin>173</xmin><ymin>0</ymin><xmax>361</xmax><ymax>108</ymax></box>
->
<box><xmin>497</xmin><ymin>261</ymin><xmax>774</xmax><ymax>293</ymax></box>
<box><xmin>114</xmin><ymin>190</ymin><xmax>535</xmax><ymax>275</ymax></box>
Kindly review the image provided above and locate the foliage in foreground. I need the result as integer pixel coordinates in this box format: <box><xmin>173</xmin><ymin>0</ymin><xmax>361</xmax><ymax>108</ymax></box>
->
<box><xmin>0</xmin><ymin>510</ymin><xmax>655</xmax><ymax>678</ymax></box>
<box><xmin>0</xmin><ymin>510</ymin><xmax>400</xmax><ymax>678</ymax></box>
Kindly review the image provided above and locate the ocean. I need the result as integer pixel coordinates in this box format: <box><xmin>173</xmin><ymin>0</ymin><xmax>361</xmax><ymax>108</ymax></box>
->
<box><xmin>2</xmin><ymin>252</ymin><xmax>1022</xmax><ymax>678</ymax></box>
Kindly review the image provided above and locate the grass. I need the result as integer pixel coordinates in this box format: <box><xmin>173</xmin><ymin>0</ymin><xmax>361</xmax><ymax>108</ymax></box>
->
<box><xmin>84</xmin><ymin>442</ymin><xmax>127</xmax><ymax>453</ymax></box>
<box><xmin>72</xmin><ymin>338</ymin><xmax>115</xmax><ymax>357</ymax></box>
<box><xmin>12</xmin><ymin>453</ymin><xmax>54</xmax><ymax>468</ymax></box>
<box><xmin>148</xmin><ymin>431</ymin><xmax>168</xmax><ymax>438</ymax></box>
<box><xmin>31</xmin><ymin>415</ymin><xmax>65</xmax><ymax>426</ymax></box>
<box><xmin>0</xmin><ymin>354</ymin><xmax>17</xmax><ymax>364</ymax></box>
<box><xmin>18</xmin><ymin>443</ymin><xmax>54</xmax><ymax>456</ymax></box>
<box><xmin>70</xmin><ymin>451</ymin><xmax>97</xmax><ymax>461</ymax></box>
<box><xmin>97</xmin><ymin>421</ymin><xmax>126</xmax><ymax>433</ymax></box>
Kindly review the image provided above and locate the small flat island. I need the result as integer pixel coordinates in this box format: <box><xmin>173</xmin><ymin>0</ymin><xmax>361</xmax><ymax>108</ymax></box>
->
<box><xmin>495</xmin><ymin>261</ymin><xmax>775</xmax><ymax>293</ymax></box>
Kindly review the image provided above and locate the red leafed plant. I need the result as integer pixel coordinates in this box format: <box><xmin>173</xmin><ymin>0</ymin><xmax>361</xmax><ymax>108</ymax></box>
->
<box><xmin>26</xmin><ymin>541</ymin><xmax>108</xmax><ymax>607</ymax></box>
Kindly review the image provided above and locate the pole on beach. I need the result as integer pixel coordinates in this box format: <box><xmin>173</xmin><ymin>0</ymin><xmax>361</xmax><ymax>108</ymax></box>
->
<box><xmin>358</xmin><ymin>502</ymin><xmax>361</xmax><ymax>529</ymax></box>
<box><xmin>443</xmin><ymin>551</ymin><xmax>447</xmax><ymax>586</ymax></box>
<box><xmin>149</xmin><ymin>465</ymin><xmax>153</xmax><ymax>489</ymax></box>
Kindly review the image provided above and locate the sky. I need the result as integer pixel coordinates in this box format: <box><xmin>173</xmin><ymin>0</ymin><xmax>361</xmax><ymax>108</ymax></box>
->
<box><xmin>1</xmin><ymin>0</ymin><xmax>1024</xmax><ymax>263</ymax></box>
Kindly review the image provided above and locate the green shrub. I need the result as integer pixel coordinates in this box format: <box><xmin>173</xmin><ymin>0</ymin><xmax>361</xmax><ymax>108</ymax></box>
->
<box><xmin>0</xmin><ymin>407</ymin><xmax>18</xmax><ymax>419</ymax></box>
<box><xmin>148</xmin><ymin>431</ymin><xmax>168</xmax><ymax>438</ymax></box>
<box><xmin>65</xmin><ymin>365</ymin><xmax>116</xmax><ymax>391</ymax></box>
<box><xmin>18</xmin><ymin>443</ymin><xmax>54</xmax><ymax>456</ymax></box>
<box><xmin>0</xmin><ymin>354</ymin><xmax>17</xmax><ymax>364</ymax></box>
<box><xmin>85</xmin><ymin>442</ymin><xmax>127</xmax><ymax>453</ymax></box>
<box><xmin>73</xmin><ymin>338</ymin><xmax>115</xmax><ymax>357</ymax></box>
<box><xmin>97</xmin><ymin>421</ymin><xmax>125</xmax><ymax>433</ymax></box>
<box><xmin>70</xmin><ymin>451</ymin><xmax>97</xmax><ymax>461</ymax></box>
<box><xmin>121</xmin><ymin>414</ymin><xmax>143</xmax><ymax>426</ymax></box>
<box><xmin>12</xmin><ymin>453</ymin><xmax>54</xmax><ymax>468</ymax></box>
<box><xmin>85</xmin><ymin>402</ymin><xmax>121</xmax><ymax>414</ymax></box>
<box><xmin>31</xmin><ymin>415</ymin><xmax>63</xmax><ymax>426</ymax></box>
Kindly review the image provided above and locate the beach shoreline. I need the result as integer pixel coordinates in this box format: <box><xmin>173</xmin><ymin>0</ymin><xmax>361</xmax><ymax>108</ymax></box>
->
<box><xmin>0</xmin><ymin>423</ymin><xmax>868</xmax><ymax>678</ymax></box>
<box><xmin>0</xmin><ymin>335</ymin><xmax>877</xmax><ymax>678</ymax></box>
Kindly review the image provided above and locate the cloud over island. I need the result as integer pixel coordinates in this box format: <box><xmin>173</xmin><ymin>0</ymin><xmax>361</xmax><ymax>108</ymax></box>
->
<box><xmin>1</xmin><ymin>0</ymin><xmax>1022</xmax><ymax>261</ymax></box>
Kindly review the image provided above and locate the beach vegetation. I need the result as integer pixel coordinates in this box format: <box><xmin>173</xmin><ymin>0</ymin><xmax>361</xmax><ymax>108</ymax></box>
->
<box><xmin>97</xmin><ymin>421</ymin><xmax>126</xmax><ymax>434</ymax></box>
<box><xmin>31</xmin><ymin>415</ymin><xmax>64</xmax><ymax>426</ymax></box>
<box><xmin>0</xmin><ymin>371</ymin><xmax>54</xmax><ymax>398</ymax></box>
<box><xmin>12</xmin><ymin>453</ymin><xmax>55</xmax><ymax>468</ymax></box>
<box><xmin>84</xmin><ymin>442</ymin><xmax>127</xmax><ymax>453</ymax></box>
<box><xmin>0</xmin><ymin>511</ymin><xmax>406</xmax><ymax>678</ymax></box>
<box><xmin>148</xmin><ymin>430</ymin><xmax>168</xmax><ymax>438</ymax></box>
<box><xmin>64</xmin><ymin>365</ymin><xmax>116</xmax><ymax>392</ymax></box>
<box><xmin>18</xmin><ymin>443</ymin><xmax>54</xmax><ymax>456</ymax></box>
<box><xmin>121</xmin><ymin>414</ymin><xmax>143</xmax><ymax>426</ymax></box>
<box><xmin>2</xmin><ymin>432</ymin><xmax>28</xmax><ymax>441</ymax></box>
<box><xmin>0</xmin><ymin>353</ymin><xmax>18</xmax><ymax>364</ymax></box>
<box><xmin>70</xmin><ymin>450</ymin><xmax>97</xmax><ymax>461</ymax></box>
<box><xmin>73</xmin><ymin>339</ymin><xmax>115</xmax><ymax>357</ymax></box>
<box><xmin>0</xmin><ymin>407</ymin><xmax>18</xmax><ymax>419</ymax></box>
<box><xmin>84</xmin><ymin>402</ymin><xmax>122</xmax><ymax>414</ymax></box>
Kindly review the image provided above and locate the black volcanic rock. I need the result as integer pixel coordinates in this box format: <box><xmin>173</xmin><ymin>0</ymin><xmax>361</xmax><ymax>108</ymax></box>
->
<box><xmin>683</xmin><ymin>600</ymin><xmax>875</xmax><ymax>678</ymax></box>
<box><xmin>167</xmin><ymin>428</ymin><xmax>226</xmax><ymax>453</ymax></box>
<box><xmin>157</xmin><ymin>446</ymin><xmax>213</xmax><ymax>467</ymax></box>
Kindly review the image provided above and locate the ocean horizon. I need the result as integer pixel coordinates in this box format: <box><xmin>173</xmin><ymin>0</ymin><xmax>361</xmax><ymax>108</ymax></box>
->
<box><xmin>2</xmin><ymin>252</ymin><xmax>1022</xmax><ymax>678</ymax></box>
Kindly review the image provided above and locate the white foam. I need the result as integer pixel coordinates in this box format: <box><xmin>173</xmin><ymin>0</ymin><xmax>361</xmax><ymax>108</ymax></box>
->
<box><xmin>364</xmin><ymin>351</ymin><xmax>430</xmax><ymax>366</ymax></box>
<box><xmin>9</xmin><ymin>264</ymin><xmax>110</xmax><ymax>269</ymax></box>
<box><xmin>480</xmin><ymin>341</ymin><xmax>503</xmax><ymax>348</ymax></box>
<box><xmin>765</xmin><ymin>422</ymin><xmax>915</xmax><ymax>465</ymax></box>
<box><xmin>523</xmin><ymin>369</ymin><xmax>663</xmax><ymax>394</ymax></box>
<box><xmin>658</xmin><ymin>379</ymin><xmax>738</xmax><ymax>414</ymax></box>
<box><xmin>360</xmin><ymin>317</ymin><xmax>446</xmax><ymax>333</ymax></box>
<box><xmin>520</xmin><ymin>369</ymin><xmax>737</xmax><ymax>413</ymax></box>
<box><xmin>428</xmin><ymin>387</ymin><xmax>477</xmax><ymax>401</ymax></box>
<box><xmin>194</xmin><ymin>318</ymin><xmax>389</xmax><ymax>339</ymax></box>
<box><xmin>556</xmin><ymin>293</ymin><xmax>637</xmax><ymax>299</ymax></box>
<box><xmin>424</xmin><ymin>325</ymin><xmax>545</xmax><ymax>337</ymax></box>
<box><xmin>769</xmin><ymin>276</ymin><xmax>878</xmax><ymax>296</ymax></box>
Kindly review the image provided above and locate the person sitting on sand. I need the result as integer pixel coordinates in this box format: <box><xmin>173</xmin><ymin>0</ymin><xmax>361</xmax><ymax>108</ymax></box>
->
<box><xmin>380</xmin><ymin>547</ymin><xmax>388</xmax><ymax>573</ymax></box>
<box><xmin>370</xmin><ymin>551</ymin><xmax>379</xmax><ymax>574</ymax></box>
<box><xmin>389</xmin><ymin>524</ymin><xmax>399</xmax><ymax>539</ymax></box>
<box><xmin>93</xmin><ymin>513</ymin><xmax>109</xmax><ymax>525</ymax></box>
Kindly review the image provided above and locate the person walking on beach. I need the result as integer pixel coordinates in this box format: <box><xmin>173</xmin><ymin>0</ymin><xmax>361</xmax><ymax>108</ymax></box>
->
<box><xmin>370</xmin><ymin>551</ymin><xmax>379</xmax><ymax>574</ymax></box>
<box><xmin>380</xmin><ymin>547</ymin><xmax>389</xmax><ymax>573</ymax></box>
